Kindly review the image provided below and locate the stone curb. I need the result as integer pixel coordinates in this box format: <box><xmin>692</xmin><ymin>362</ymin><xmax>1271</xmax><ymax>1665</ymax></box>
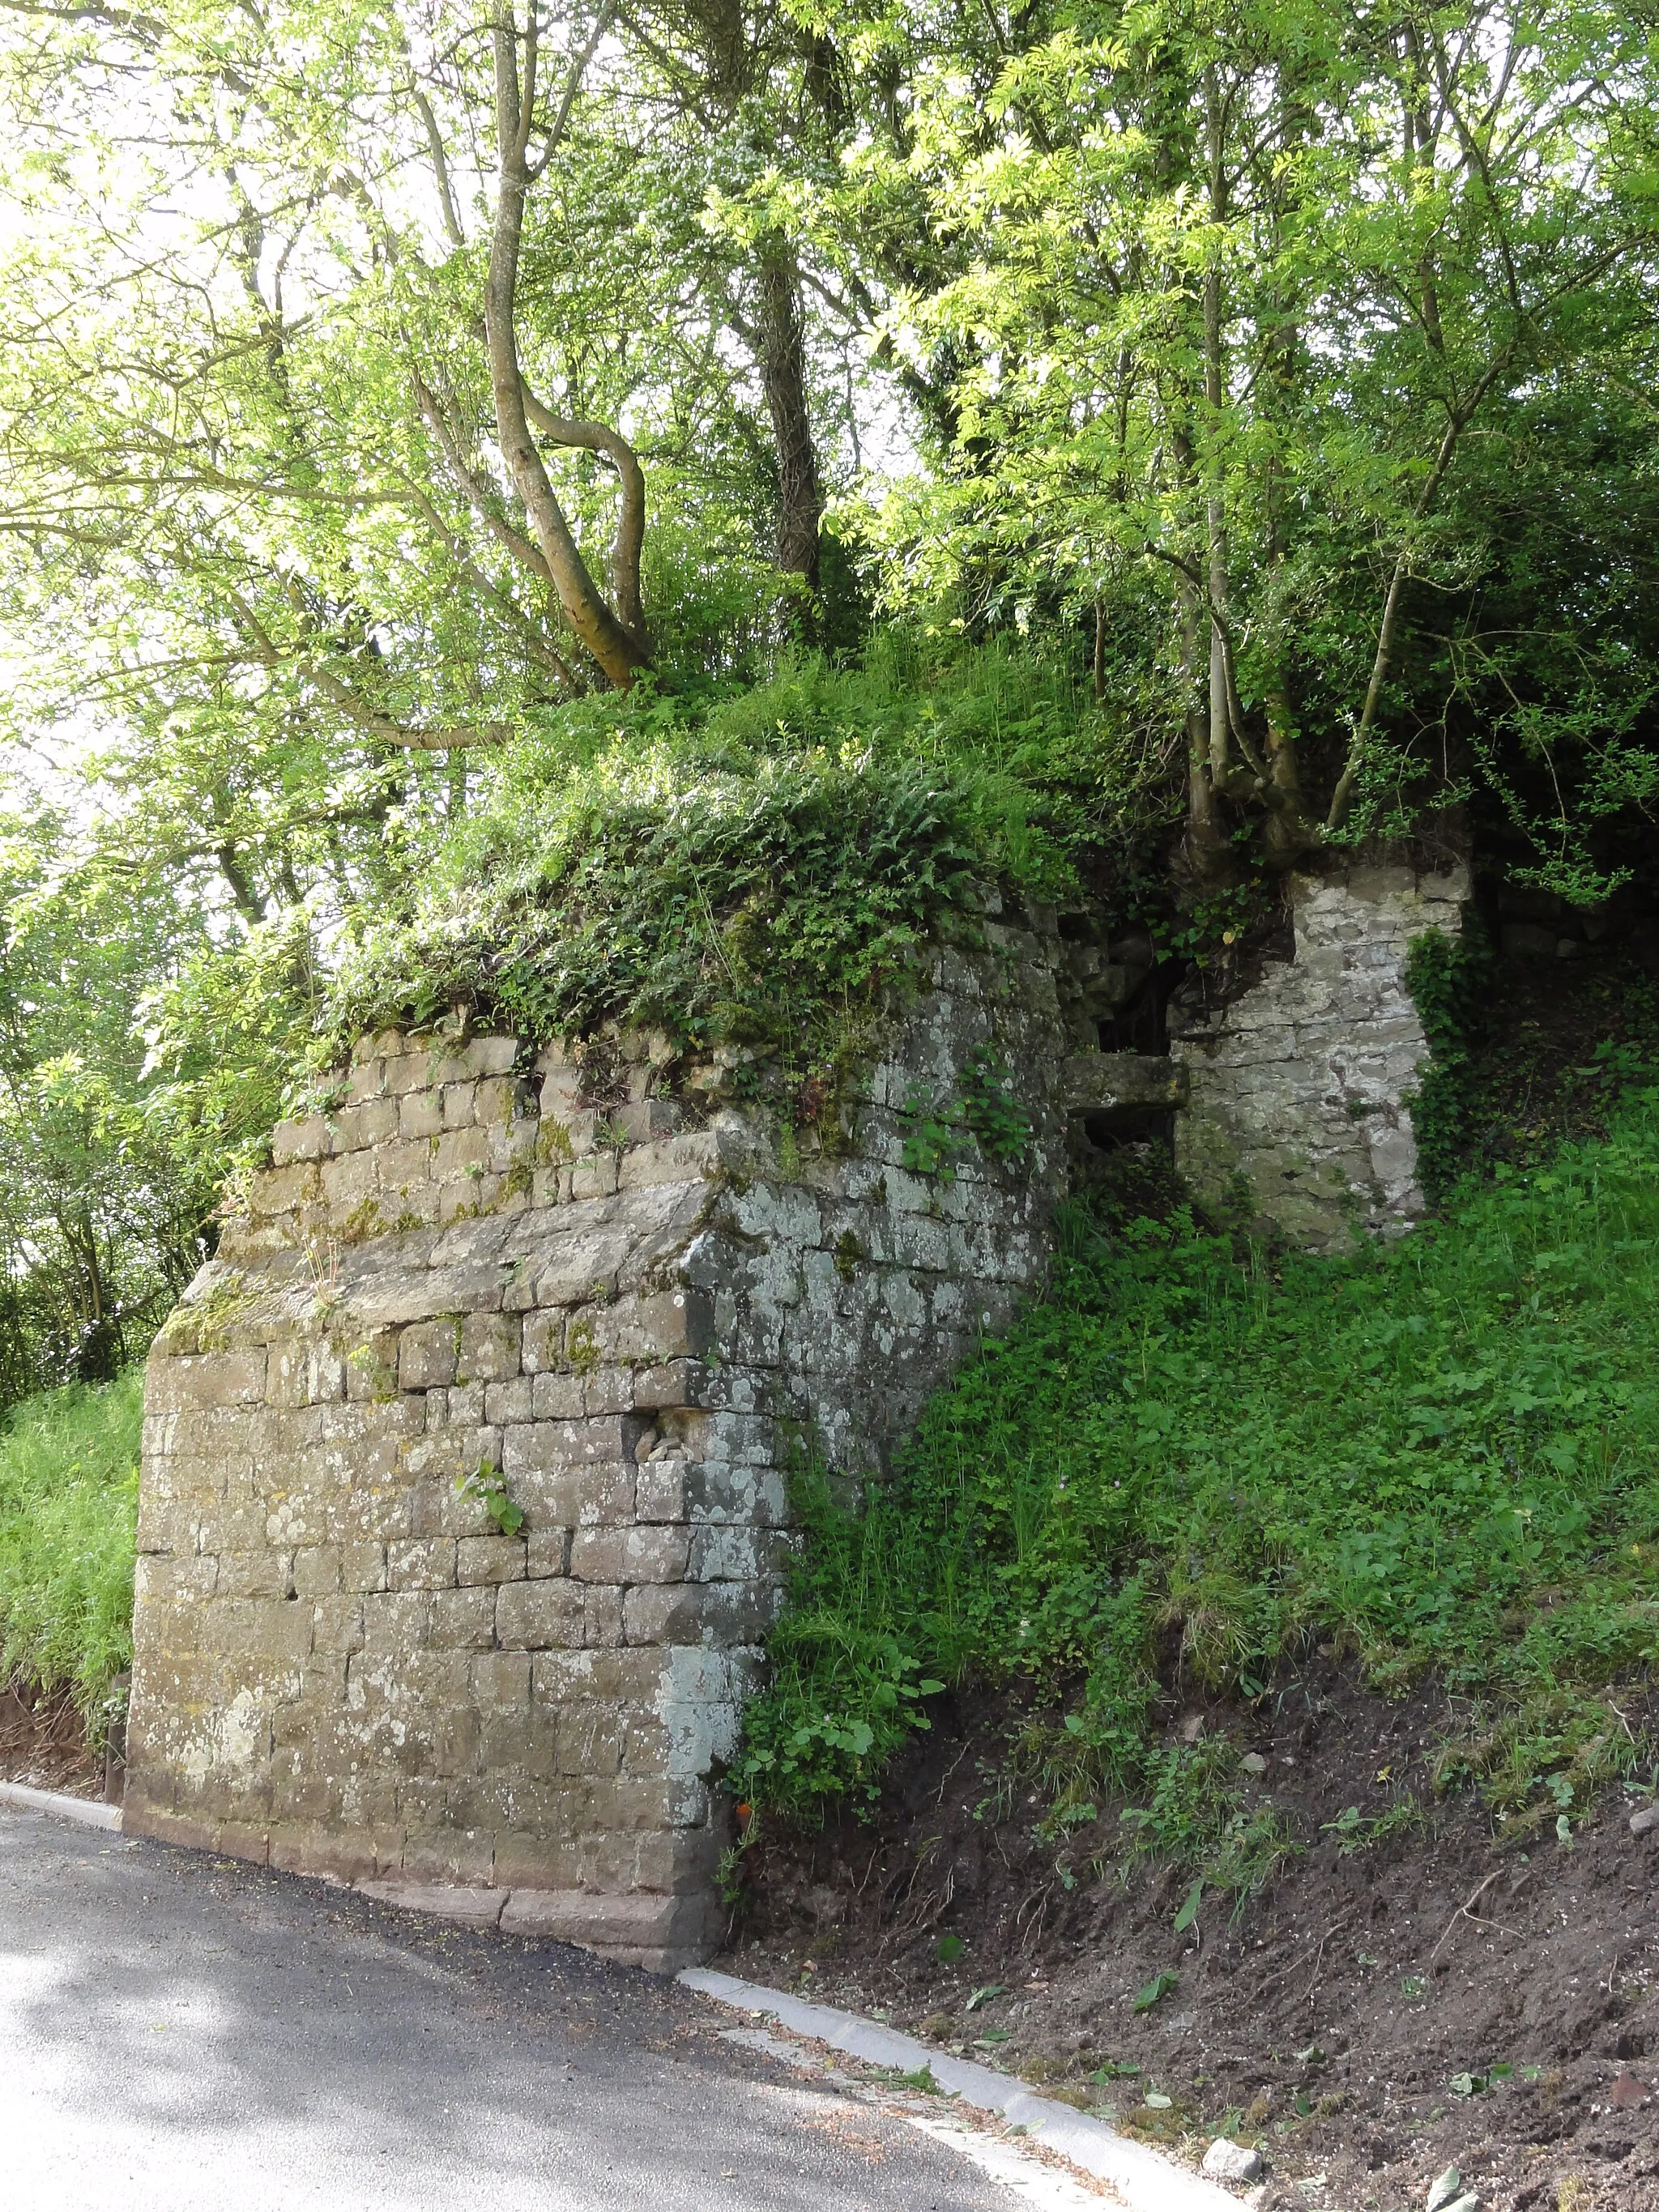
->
<box><xmin>0</xmin><ymin>1779</ymin><xmax>122</xmax><ymax>1832</ymax></box>
<box><xmin>679</xmin><ymin>1966</ymin><xmax>1241</xmax><ymax>2212</ymax></box>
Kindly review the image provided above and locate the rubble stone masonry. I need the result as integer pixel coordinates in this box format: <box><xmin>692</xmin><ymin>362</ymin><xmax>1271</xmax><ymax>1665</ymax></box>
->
<box><xmin>1171</xmin><ymin>863</ymin><xmax>1468</xmax><ymax>1251</ymax></box>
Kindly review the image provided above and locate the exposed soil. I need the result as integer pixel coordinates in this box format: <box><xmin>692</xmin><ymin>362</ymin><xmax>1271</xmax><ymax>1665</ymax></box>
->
<box><xmin>719</xmin><ymin>1669</ymin><xmax>1659</xmax><ymax>2210</ymax></box>
<box><xmin>0</xmin><ymin>1682</ymin><xmax>106</xmax><ymax>1798</ymax></box>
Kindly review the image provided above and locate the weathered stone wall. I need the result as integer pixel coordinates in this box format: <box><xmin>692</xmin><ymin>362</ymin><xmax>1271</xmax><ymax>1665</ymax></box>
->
<box><xmin>1170</xmin><ymin>863</ymin><xmax>1468</xmax><ymax>1251</ymax></box>
<box><xmin>126</xmin><ymin>915</ymin><xmax>1075</xmax><ymax>1968</ymax></box>
<box><xmin>128</xmin><ymin>864</ymin><xmax>1469</xmax><ymax>1964</ymax></box>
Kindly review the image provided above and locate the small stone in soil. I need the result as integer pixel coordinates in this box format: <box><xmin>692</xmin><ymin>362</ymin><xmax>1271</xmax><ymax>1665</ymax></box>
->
<box><xmin>1628</xmin><ymin>1803</ymin><xmax>1659</xmax><ymax>1837</ymax></box>
<box><xmin>1610</xmin><ymin>2070</ymin><xmax>1648</xmax><ymax>2108</ymax></box>
<box><xmin>1201</xmin><ymin>2139</ymin><xmax>1265</xmax><ymax>2183</ymax></box>
<box><xmin>1241</xmin><ymin>1753</ymin><xmax>1268</xmax><ymax>1775</ymax></box>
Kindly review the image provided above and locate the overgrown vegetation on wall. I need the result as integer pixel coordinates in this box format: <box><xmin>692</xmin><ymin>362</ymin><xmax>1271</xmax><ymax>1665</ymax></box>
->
<box><xmin>730</xmin><ymin>1088</ymin><xmax>1659</xmax><ymax>1886</ymax></box>
<box><xmin>325</xmin><ymin>650</ymin><xmax>1121</xmax><ymax>1090</ymax></box>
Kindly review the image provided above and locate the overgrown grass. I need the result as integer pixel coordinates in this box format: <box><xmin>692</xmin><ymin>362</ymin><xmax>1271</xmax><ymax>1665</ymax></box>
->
<box><xmin>731</xmin><ymin>1091</ymin><xmax>1659</xmax><ymax>1864</ymax></box>
<box><xmin>0</xmin><ymin>1374</ymin><xmax>140</xmax><ymax>1721</ymax></box>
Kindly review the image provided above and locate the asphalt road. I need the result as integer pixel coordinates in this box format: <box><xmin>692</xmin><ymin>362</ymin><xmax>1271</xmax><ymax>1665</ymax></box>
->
<box><xmin>0</xmin><ymin>1804</ymin><xmax>1026</xmax><ymax>2212</ymax></box>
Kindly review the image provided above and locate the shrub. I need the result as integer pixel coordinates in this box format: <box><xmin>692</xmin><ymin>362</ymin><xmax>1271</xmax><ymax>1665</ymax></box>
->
<box><xmin>322</xmin><ymin>643</ymin><xmax>1156</xmax><ymax>1085</ymax></box>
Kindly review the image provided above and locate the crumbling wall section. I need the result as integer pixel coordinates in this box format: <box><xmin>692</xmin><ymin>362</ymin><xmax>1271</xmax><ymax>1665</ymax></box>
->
<box><xmin>1170</xmin><ymin>863</ymin><xmax>1468</xmax><ymax>1251</ymax></box>
<box><xmin>126</xmin><ymin>914</ymin><xmax>1071</xmax><ymax>1969</ymax></box>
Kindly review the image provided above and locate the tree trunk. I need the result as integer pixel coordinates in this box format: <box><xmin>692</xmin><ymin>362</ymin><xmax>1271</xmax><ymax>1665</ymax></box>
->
<box><xmin>1202</xmin><ymin>66</ymin><xmax>1231</xmax><ymax>789</ymax></box>
<box><xmin>756</xmin><ymin>240</ymin><xmax>823</xmax><ymax>599</ymax></box>
<box><xmin>484</xmin><ymin>5</ymin><xmax>649</xmax><ymax>691</ymax></box>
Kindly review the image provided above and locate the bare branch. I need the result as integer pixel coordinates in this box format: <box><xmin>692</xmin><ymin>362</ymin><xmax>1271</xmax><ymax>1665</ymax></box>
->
<box><xmin>412</xmin><ymin>370</ymin><xmax>557</xmax><ymax>586</ymax></box>
<box><xmin>224</xmin><ymin>588</ymin><xmax>510</xmax><ymax>751</ymax></box>
<box><xmin>412</xmin><ymin>86</ymin><xmax>467</xmax><ymax>249</ymax></box>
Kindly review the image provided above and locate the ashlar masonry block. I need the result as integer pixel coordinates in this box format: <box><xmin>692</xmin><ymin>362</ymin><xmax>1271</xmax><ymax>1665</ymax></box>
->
<box><xmin>127</xmin><ymin>914</ymin><xmax>1075</xmax><ymax>1971</ymax></box>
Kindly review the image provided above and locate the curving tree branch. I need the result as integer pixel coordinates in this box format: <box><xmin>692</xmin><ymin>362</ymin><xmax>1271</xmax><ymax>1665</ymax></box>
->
<box><xmin>520</xmin><ymin>387</ymin><xmax>648</xmax><ymax>648</ymax></box>
<box><xmin>484</xmin><ymin>2</ymin><xmax>650</xmax><ymax>689</ymax></box>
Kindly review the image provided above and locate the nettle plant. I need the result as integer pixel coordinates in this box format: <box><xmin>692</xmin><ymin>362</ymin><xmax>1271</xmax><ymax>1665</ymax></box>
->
<box><xmin>900</xmin><ymin>1049</ymin><xmax>1034</xmax><ymax>1181</ymax></box>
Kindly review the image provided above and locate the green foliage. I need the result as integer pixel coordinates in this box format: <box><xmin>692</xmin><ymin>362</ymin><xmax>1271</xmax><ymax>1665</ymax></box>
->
<box><xmin>327</xmin><ymin>654</ymin><xmax>1100</xmax><ymax>1088</ymax></box>
<box><xmin>1405</xmin><ymin>927</ymin><xmax>1498</xmax><ymax>1206</ymax></box>
<box><xmin>853</xmin><ymin>0</ymin><xmax>1659</xmax><ymax>884</ymax></box>
<box><xmin>956</xmin><ymin>1050</ymin><xmax>1034</xmax><ymax>1170</ymax></box>
<box><xmin>726</xmin><ymin>1455</ymin><xmax>948</xmax><ymax>1811</ymax></box>
<box><xmin>901</xmin><ymin>1048</ymin><xmax>1034</xmax><ymax>1180</ymax></box>
<box><xmin>455</xmin><ymin>1463</ymin><xmax>525</xmax><ymax>1540</ymax></box>
<box><xmin>731</xmin><ymin>1091</ymin><xmax>1659</xmax><ymax>1869</ymax></box>
<box><xmin>0</xmin><ymin>1374</ymin><xmax>140</xmax><ymax>1718</ymax></box>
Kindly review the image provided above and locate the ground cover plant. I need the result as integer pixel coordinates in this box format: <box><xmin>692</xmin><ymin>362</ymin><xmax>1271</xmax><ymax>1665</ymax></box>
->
<box><xmin>730</xmin><ymin>1089</ymin><xmax>1659</xmax><ymax>1879</ymax></box>
<box><xmin>323</xmin><ymin>646</ymin><xmax>1132</xmax><ymax>1093</ymax></box>
<box><xmin>0</xmin><ymin>1374</ymin><xmax>140</xmax><ymax>1723</ymax></box>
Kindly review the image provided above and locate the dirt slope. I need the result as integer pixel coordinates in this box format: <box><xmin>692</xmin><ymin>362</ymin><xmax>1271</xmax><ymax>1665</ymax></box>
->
<box><xmin>721</xmin><ymin>1672</ymin><xmax>1659</xmax><ymax>2211</ymax></box>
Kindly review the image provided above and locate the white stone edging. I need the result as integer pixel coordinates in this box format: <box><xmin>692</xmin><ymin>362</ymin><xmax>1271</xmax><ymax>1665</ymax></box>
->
<box><xmin>679</xmin><ymin>1965</ymin><xmax>1240</xmax><ymax>2212</ymax></box>
<box><xmin>0</xmin><ymin>1779</ymin><xmax>122</xmax><ymax>1832</ymax></box>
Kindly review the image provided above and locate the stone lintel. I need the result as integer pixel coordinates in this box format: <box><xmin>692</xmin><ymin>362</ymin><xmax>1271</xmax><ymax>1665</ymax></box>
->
<box><xmin>1060</xmin><ymin>1054</ymin><xmax>1189</xmax><ymax>1115</ymax></box>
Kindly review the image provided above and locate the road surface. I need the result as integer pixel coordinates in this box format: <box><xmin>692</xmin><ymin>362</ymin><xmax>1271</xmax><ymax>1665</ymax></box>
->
<box><xmin>0</xmin><ymin>1802</ymin><xmax>1033</xmax><ymax>2211</ymax></box>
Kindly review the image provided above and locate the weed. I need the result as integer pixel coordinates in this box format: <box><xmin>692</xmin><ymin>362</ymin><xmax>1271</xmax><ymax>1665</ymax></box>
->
<box><xmin>876</xmin><ymin>2064</ymin><xmax>942</xmax><ymax>2095</ymax></box>
<box><xmin>347</xmin><ymin>1340</ymin><xmax>399</xmax><ymax>1402</ymax></box>
<box><xmin>1133</xmin><ymin>1970</ymin><xmax>1179</xmax><ymax>2013</ymax></box>
<box><xmin>957</xmin><ymin>1048</ymin><xmax>1033</xmax><ymax>1169</ymax></box>
<box><xmin>900</xmin><ymin>1047</ymin><xmax>1033</xmax><ymax>1182</ymax></box>
<box><xmin>900</xmin><ymin>1089</ymin><xmax>965</xmax><ymax>1179</ymax></box>
<box><xmin>1320</xmin><ymin>1797</ymin><xmax>1426</xmax><ymax>1853</ymax></box>
<box><xmin>454</xmin><ymin>1462</ymin><xmax>525</xmax><ymax>1538</ymax></box>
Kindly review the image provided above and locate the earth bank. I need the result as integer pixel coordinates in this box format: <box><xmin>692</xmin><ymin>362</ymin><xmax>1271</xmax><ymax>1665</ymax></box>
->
<box><xmin>720</xmin><ymin>1669</ymin><xmax>1659</xmax><ymax>2212</ymax></box>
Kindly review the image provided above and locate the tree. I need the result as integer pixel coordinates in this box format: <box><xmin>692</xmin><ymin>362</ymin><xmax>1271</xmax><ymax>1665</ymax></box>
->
<box><xmin>840</xmin><ymin>0</ymin><xmax>1659</xmax><ymax>887</ymax></box>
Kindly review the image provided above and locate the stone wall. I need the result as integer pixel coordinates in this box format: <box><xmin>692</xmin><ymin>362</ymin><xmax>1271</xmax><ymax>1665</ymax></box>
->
<box><xmin>1170</xmin><ymin>863</ymin><xmax>1468</xmax><ymax>1251</ymax></box>
<box><xmin>127</xmin><ymin>866</ymin><xmax>1468</xmax><ymax>1966</ymax></box>
<box><xmin>126</xmin><ymin>915</ymin><xmax>1076</xmax><ymax>1969</ymax></box>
